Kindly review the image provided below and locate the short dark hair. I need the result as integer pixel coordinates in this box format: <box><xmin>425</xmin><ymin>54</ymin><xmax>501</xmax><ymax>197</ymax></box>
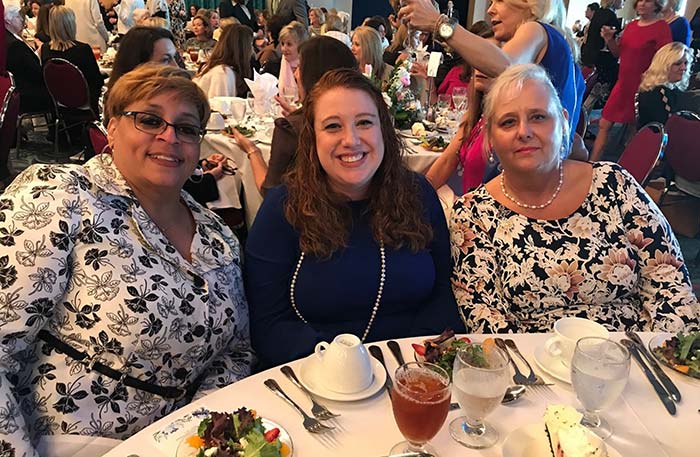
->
<box><xmin>298</xmin><ymin>36</ymin><xmax>357</xmax><ymax>96</ymax></box>
<box><xmin>587</xmin><ymin>2</ymin><xmax>600</xmax><ymax>10</ymax></box>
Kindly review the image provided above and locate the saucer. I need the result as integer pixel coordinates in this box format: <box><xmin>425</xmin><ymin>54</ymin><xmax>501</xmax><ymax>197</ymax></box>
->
<box><xmin>502</xmin><ymin>423</ymin><xmax>621</xmax><ymax>457</ymax></box>
<box><xmin>534</xmin><ymin>344</ymin><xmax>571</xmax><ymax>384</ymax></box>
<box><xmin>298</xmin><ymin>354</ymin><xmax>386</xmax><ymax>402</ymax></box>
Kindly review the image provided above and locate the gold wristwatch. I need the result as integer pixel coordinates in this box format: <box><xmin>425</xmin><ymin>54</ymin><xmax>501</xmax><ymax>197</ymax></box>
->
<box><xmin>434</xmin><ymin>14</ymin><xmax>458</xmax><ymax>41</ymax></box>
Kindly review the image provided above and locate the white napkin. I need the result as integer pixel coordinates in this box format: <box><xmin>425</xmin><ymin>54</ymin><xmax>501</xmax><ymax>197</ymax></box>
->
<box><xmin>244</xmin><ymin>70</ymin><xmax>279</xmax><ymax>102</ymax></box>
<box><xmin>415</xmin><ymin>42</ymin><xmax>429</xmax><ymax>64</ymax></box>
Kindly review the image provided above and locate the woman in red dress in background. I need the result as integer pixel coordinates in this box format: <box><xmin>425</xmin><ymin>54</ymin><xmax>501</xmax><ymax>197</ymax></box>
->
<box><xmin>590</xmin><ymin>0</ymin><xmax>671</xmax><ymax>161</ymax></box>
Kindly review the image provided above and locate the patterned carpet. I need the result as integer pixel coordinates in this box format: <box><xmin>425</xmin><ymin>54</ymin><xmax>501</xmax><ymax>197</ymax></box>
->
<box><xmin>7</xmin><ymin>123</ymin><xmax>700</xmax><ymax>295</ymax></box>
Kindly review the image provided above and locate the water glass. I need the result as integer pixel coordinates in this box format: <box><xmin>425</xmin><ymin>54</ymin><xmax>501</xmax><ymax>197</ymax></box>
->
<box><xmin>436</xmin><ymin>94</ymin><xmax>451</xmax><ymax>115</ymax></box>
<box><xmin>571</xmin><ymin>337</ymin><xmax>630</xmax><ymax>440</ymax></box>
<box><xmin>281</xmin><ymin>85</ymin><xmax>298</xmax><ymax>107</ymax></box>
<box><xmin>449</xmin><ymin>342</ymin><xmax>509</xmax><ymax>449</ymax></box>
<box><xmin>452</xmin><ymin>87</ymin><xmax>468</xmax><ymax>113</ymax></box>
<box><xmin>390</xmin><ymin>362</ymin><xmax>451</xmax><ymax>457</ymax></box>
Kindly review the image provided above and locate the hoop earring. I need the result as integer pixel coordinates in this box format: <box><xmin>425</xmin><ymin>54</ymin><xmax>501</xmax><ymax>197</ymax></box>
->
<box><xmin>188</xmin><ymin>166</ymin><xmax>204</xmax><ymax>184</ymax></box>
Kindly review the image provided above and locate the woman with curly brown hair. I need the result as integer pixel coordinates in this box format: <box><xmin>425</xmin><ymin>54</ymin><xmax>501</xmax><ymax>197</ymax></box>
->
<box><xmin>245</xmin><ymin>68</ymin><xmax>462</xmax><ymax>366</ymax></box>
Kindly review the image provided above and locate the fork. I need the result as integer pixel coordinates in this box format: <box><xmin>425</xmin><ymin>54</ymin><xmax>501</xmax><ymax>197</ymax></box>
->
<box><xmin>494</xmin><ymin>337</ymin><xmax>530</xmax><ymax>385</ymax></box>
<box><xmin>503</xmin><ymin>339</ymin><xmax>554</xmax><ymax>389</ymax></box>
<box><xmin>280</xmin><ymin>366</ymin><xmax>340</xmax><ymax>421</ymax></box>
<box><xmin>264</xmin><ymin>379</ymin><xmax>335</xmax><ymax>433</ymax></box>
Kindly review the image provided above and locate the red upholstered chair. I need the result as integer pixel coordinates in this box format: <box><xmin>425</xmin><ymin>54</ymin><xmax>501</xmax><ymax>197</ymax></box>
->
<box><xmin>659</xmin><ymin>111</ymin><xmax>700</xmax><ymax>204</ymax></box>
<box><xmin>85</xmin><ymin>121</ymin><xmax>109</xmax><ymax>160</ymax></box>
<box><xmin>42</xmin><ymin>58</ymin><xmax>98</xmax><ymax>155</ymax></box>
<box><xmin>0</xmin><ymin>71</ymin><xmax>20</xmax><ymax>183</ymax></box>
<box><xmin>617</xmin><ymin>122</ymin><xmax>666</xmax><ymax>187</ymax></box>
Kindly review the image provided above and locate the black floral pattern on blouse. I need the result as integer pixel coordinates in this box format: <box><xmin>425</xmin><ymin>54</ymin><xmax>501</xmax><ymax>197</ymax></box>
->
<box><xmin>450</xmin><ymin>162</ymin><xmax>700</xmax><ymax>333</ymax></box>
<box><xmin>0</xmin><ymin>155</ymin><xmax>254</xmax><ymax>456</ymax></box>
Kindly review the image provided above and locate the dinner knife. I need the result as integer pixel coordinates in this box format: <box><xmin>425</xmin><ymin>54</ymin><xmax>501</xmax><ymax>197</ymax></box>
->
<box><xmin>369</xmin><ymin>345</ymin><xmax>393</xmax><ymax>399</ymax></box>
<box><xmin>387</xmin><ymin>340</ymin><xmax>406</xmax><ymax>366</ymax></box>
<box><xmin>625</xmin><ymin>330</ymin><xmax>681</xmax><ymax>402</ymax></box>
<box><xmin>621</xmin><ymin>339</ymin><xmax>676</xmax><ymax>416</ymax></box>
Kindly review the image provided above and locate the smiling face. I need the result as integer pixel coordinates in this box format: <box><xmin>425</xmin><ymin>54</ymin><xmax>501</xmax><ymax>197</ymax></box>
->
<box><xmin>31</xmin><ymin>2</ymin><xmax>40</xmax><ymax>17</ymax></box>
<box><xmin>487</xmin><ymin>80</ymin><xmax>565</xmax><ymax>175</ymax></box>
<box><xmin>350</xmin><ymin>35</ymin><xmax>363</xmax><ymax>64</ymax></box>
<box><xmin>487</xmin><ymin>0</ymin><xmax>533</xmax><ymax>42</ymax></box>
<box><xmin>314</xmin><ymin>87</ymin><xmax>385</xmax><ymax>200</ymax></box>
<box><xmin>280</xmin><ymin>35</ymin><xmax>300</xmax><ymax>61</ymax></box>
<box><xmin>108</xmin><ymin>91</ymin><xmax>201</xmax><ymax>196</ymax></box>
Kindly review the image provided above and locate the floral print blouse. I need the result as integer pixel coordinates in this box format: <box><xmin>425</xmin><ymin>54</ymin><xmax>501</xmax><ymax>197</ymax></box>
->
<box><xmin>450</xmin><ymin>162</ymin><xmax>700</xmax><ymax>333</ymax></box>
<box><xmin>0</xmin><ymin>155</ymin><xmax>254</xmax><ymax>456</ymax></box>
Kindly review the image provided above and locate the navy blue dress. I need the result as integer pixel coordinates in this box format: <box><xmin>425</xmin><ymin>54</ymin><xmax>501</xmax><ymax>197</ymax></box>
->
<box><xmin>245</xmin><ymin>175</ymin><xmax>463</xmax><ymax>366</ymax></box>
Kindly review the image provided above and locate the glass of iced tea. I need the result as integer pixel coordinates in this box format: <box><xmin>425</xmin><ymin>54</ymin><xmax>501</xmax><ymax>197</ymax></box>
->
<box><xmin>389</xmin><ymin>361</ymin><xmax>451</xmax><ymax>457</ymax></box>
<box><xmin>449</xmin><ymin>341</ymin><xmax>509</xmax><ymax>449</ymax></box>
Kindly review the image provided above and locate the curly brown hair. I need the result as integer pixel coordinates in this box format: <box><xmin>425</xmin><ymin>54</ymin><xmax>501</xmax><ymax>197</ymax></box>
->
<box><xmin>284</xmin><ymin>69</ymin><xmax>433</xmax><ymax>259</ymax></box>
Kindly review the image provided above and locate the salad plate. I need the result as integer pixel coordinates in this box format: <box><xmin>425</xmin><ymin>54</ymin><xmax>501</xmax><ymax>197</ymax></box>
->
<box><xmin>298</xmin><ymin>354</ymin><xmax>386</xmax><ymax>402</ymax></box>
<box><xmin>648</xmin><ymin>332</ymin><xmax>700</xmax><ymax>380</ymax></box>
<box><xmin>175</xmin><ymin>416</ymin><xmax>293</xmax><ymax>457</ymax></box>
<box><xmin>533</xmin><ymin>344</ymin><xmax>571</xmax><ymax>384</ymax></box>
<box><xmin>502</xmin><ymin>423</ymin><xmax>621</xmax><ymax>457</ymax></box>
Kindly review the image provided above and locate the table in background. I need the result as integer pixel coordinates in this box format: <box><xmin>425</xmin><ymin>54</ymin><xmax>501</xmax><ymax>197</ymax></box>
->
<box><xmin>201</xmin><ymin>132</ymin><xmax>459</xmax><ymax>228</ymax></box>
<box><xmin>103</xmin><ymin>333</ymin><xmax>695</xmax><ymax>457</ymax></box>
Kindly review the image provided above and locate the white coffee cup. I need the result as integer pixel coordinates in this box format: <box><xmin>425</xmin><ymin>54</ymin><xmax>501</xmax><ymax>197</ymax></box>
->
<box><xmin>314</xmin><ymin>334</ymin><xmax>373</xmax><ymax>394</ymax></box>
<box><xmin>544</xmin><ymin>317</ymin><xmax>609</xmax><ymax>367</ymax></box>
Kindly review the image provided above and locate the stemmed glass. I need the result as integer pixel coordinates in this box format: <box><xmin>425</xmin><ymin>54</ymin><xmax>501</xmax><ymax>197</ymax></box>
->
<box><xmin>449</xmin><ymin>342</ymin><xmax>510</xmax><ymax>449</ymax></box>
<box><xmin>281</xmin><ymin>85</ymin><xmax>298</xmax><ymax>107</ymax></box>
<box><xmin>452</xmin><ymin>87</ymin><xmax>468</xmax><ymax>114</ymax></box>
<box><xmin>571</xmin><ymin>337</ymin><xmax>630</xmax><ymax>440</ymax></box>
<box><xmin>400</xmin><ymin>0</ymin><xmax>420</xmax><ymax>54</ymax></box>
<box><xmin>390</xmin><ymin>362</ymin><xmax>451</xmax><ymax>457</ymax></box>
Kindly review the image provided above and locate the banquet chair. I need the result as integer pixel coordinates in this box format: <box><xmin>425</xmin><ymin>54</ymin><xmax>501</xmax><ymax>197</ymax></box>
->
<box><xmin>575</xmin><ymin>106</ymin><xmax>589</xmax><ymax>138</ymax></box>
<box><xmin>0</xmin><ymin>71</ymin><xmax>20</xmax><ymax>185</ymax></box>
<box><xmin>617</xmin><ymin>122</ymin><xmax>666</xmax><ymax>187</ymax></box>
<box><xmin>657</xmin><ymin>111</ymin><xmax>700</xmax><ymax>205</ymax></box>
<box><xmin>85</xmin><ymin>121</ymin><xmax>109</xmax><ymax>160</ymax></box>
<box><xmin>43</xmin><ymin>58</ymin><xmax>98</xmax><ymax>155</ymax></box>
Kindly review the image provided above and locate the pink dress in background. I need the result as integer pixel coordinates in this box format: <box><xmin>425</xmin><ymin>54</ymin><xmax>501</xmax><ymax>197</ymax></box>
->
<box><xmin>457</xmin><ymin>118</ymin><xmax>486</xmax><ymax>193</ymax></box>
<box><xmin>437</xmin><ymin>65</ymin><xmax>469</xmax><ymax>96</ymax></box>
<box><xmin>602</xmin><ymin>20</ymin><xmax>671</xmax><ymax>123</ymax></box>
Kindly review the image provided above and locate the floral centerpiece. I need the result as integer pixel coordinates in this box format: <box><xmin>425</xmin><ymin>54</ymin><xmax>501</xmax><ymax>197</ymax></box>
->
<box><xmin>382</xmin><ymin>58</ymin><xmax>422</xmax><ymax>130</ymax></box>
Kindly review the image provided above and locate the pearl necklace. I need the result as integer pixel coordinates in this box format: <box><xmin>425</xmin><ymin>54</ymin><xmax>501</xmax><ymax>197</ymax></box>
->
<box><xmin>290</xmin><ymin>240</ymin><xmax>386</xmax><ymax>342</ymax></box>
<box><xmin>500</xmin><ymin>164</ymin><xmax>564</xmax><ymax>210</ymax></box>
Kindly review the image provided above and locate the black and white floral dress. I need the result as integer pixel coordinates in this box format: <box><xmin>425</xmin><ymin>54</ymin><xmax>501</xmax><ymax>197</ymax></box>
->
<box><xmin>450</xmin><ymin>162</ymin><xmax>700</xmax><ymax>333</ymax></box>
<box><xmin>0</xmin><ymin>155</ymin><xmax>254</xmax><ymax>456</ymax></box>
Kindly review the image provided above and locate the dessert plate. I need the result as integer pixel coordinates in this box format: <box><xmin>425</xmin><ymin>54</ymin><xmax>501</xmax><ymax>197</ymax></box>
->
<box><xmin>534</xmin><ymin>344</ymin><xmax>571</xmax><ymax>384</ymax></box>
<box><xmin>298</xmin><ymin>354</ymin><xmax>386</xmax><ymax>402</ymax></box>
<box><xmin>502</xmin><ymin>423</ymin><xmax>621</xmax><ymax>457</ymax></box>
<box><xmin>175</xmin><ymin>418</ymin><xmax>293</xmax><ymax>457</ymax></box>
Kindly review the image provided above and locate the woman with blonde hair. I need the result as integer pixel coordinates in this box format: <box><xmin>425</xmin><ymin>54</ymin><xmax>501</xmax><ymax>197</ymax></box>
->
<box><xmin>662</xmin><ymin>0</ymin><xmax>691</xmax><ymax>44</ymax></box>
<box><xmin>40</xmin><ymin>5</ymin><xmax>104</xmax><ymax>115</ymax></box>
<box><xmin>193</xmin><ymin>23</ymin><xmax>254</xmax><ymax>97</ymax></box>
<box><xmin>399</xmin><ymin>0</ymin><xmax>584</xmax><ymax>151</ymax></box>
<box><xmin>308</xmin><ymin>6</ymin><xmax>324</xmax><ymax>36</ymax></box>
<box><xmin>637</xmin><ymin>42</ymin><xmax>698</xmax><ymax>127</ymax></box>
<box><xmin>351</xmin><ymin>25</ymin><xmax>393</xmax><ymax>88</ymax></box>
<box><xmin>278</xmin><ymin>20</ymin><xmax>308</xmax><ymax>100</ymax></box>
<box><xmin>590</xmin><ymin>0</ymin><xmax>671</xmax><ymax>160</ymax></box>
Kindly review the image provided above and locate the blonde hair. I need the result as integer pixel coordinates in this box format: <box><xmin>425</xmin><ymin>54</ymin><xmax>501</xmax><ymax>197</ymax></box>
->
<box><xmin>105</xmin><ymin>64</ymin><xmax>210</xmax><ymax>128</ymax></box>
<box><xmin>309</xmin><ymin>7</ymin><xmax>325</xmax><ymax>24</ymax></box>
<box><xmin>279</xmin><ymin>20</ymin><xmax>309</xmax><ymax>44</ymax></box>
<box><xmin>49</xmin><ymin>5</ymin><xmax>76</xmax><ymax>52</ymax></box>
<box><xmin>639</xmin><ymin>42</ymin><xmax>694</xmax><ymax>92</ymax></box>
<box><xmin>142</xmin><ymin>16</ymin><xmax>168</xmax><ymax>29</ymax></box>
<box><xmin>484</xmin><ymin>63</ymin><xmax>569</xmax><ymax>157</ymax></box>
<box><xmin>352</xmin><ymin>26</ymin><xmax>385</xmax><ymax>80</ymax></box>
<box><xmin>219</xmin><ymin>17</ymin><xmax>238</xmax><ymax>29</ymax></box>
<box><xmin>324</xmin><ymin>14</ymin><xmax>343</xmax><ymax>32</ymax></box>
<box><xmin>503</xmin><ymin>0</ymin><xmax>580</xmax><ymax>62</ymax></box>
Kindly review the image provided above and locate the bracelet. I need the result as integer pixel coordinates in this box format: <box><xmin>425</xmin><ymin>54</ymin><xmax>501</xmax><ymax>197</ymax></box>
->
<box><xmin>433</xmin><ymin>14</ymin><xmax>448</xmax><ymax>38</ymax></box>
<box><xmin>246</xmin><ymin>148</ymin><xmax>260</xmax><ymax>159</ymax></box>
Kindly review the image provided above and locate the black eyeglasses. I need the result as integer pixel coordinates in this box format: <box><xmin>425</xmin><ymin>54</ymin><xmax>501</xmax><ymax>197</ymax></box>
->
<box><xmin>119</xmin><ymin>111</ymin><xmax>205</xmax><ymax>144</ymax></box>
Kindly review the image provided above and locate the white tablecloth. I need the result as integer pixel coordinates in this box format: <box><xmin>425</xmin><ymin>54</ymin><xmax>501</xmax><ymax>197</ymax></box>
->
<box><xmin>200</xmin><ymin>132</ymin><xmax>455</xmax><ymax>228</ymax></box>
<box><xmin>103</xmin><ymin>333</ymin><xmax>695</xmax><ymax>457</ymax></box>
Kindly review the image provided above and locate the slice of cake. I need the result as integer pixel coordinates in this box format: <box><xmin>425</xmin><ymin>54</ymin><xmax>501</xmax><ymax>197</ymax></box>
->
<box><xmin>544</xmin><ymin>405</ymin><xmax>607</xmax><ymax>457</ymax></box>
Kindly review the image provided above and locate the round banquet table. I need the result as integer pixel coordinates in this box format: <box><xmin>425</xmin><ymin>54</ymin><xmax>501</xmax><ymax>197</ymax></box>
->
<box><xmin>200</xmin><ymin>130</ymin><xmax>461</xmax><ymax>229</ymax></box>
<box><xmin>101</xmin><ymin>333</ymin><xmax>695</xmax><ymax>457</ymax></box>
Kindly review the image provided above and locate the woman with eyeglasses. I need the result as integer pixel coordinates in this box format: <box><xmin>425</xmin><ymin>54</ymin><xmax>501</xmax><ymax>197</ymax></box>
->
<box><xmin>0</xmin><ymin>64</ymin><xmax>254</xmax><ymax>456</ymax></box>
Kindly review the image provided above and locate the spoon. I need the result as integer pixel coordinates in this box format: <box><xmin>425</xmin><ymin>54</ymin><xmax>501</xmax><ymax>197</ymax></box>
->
<box><xmin>449</xmin><ymin>384</ymin><xmax>526</xmax><ymax>410</ymax></box>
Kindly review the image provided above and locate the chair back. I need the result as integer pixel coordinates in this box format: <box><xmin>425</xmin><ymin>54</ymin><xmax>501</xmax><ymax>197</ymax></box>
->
<box><xmin>583</xmin><ymin>69</ymin><xmax>599</xmax><ymax>102</ymax></box>
<box><xmin>85</xmin><ymin>121</ymin><xmax>109</xmax><ymax>159</ymax></box>
<box><xmin>665</xmin><ymin>111</ymin><xmax>700</xmax><ymax>182</ymax></box>
<box><xmin>43</xmin><ymin>58</ymin><xmax>92</xmax><ymax>113</ymax></box>
<box><xmin>0</xmin><ymin>71</ymin><xmax>20</xmax><ymax>181</ymax></box>
<box><xmin>576</xmin><ymin>106</ymin><xmax>589</xmax><ymax>137</ymax></box>
<box><xmin>617</xmin><ymin>122</ymin><xmax>666</xmax><ymax>186</ymax></box>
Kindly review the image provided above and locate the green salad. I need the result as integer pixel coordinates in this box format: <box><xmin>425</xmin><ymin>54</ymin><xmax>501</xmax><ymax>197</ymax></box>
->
<box><xmin>652</xmin><ymin>332</ymin><xmax>700</xmax><ymax>378</ymax></box>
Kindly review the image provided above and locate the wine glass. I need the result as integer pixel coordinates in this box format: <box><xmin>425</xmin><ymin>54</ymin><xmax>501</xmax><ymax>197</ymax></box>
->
<box><xmin>400</xmin><ymin>0</ymin><xmax>420</xmax><ymax>54</ymax></box>
<box><xmin>390</xmin><ymin>362</ymin><xmax>451</xmax><ymax>457</ymax></box>
<box><xmin>246</xmin><ymin>93</ymin><xmax>257</xmax><ymax>120</ymax></box>
<box><xmin>436</xmin><ymin>93</ymin><xmax>451</xmax><ymax>115</ymax></box>
<box><xmin>449</xmin><ymin>342</ymin><xmax>510</xmax><ymax>449</ymax></box>
<box><xmin>452</xmin><ymin>87</ymin><xmax>468</xmax><ymax>114</ymax></box>
<box><xmin>281</xmin><ymin>85</ymin><xmax>298</xmax><ymax>107</ymax></box>
<box><xmin>571</xmin><ymin>337</ymin><xmax>630</xmax><ymax>440</ymax></box>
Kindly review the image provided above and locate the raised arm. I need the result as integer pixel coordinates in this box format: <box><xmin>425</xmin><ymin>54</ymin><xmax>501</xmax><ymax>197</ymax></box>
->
<box><xmin>616</xmin><ymin>167</ymin><xmax>700</xmax><ymax>330</ymax></box>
